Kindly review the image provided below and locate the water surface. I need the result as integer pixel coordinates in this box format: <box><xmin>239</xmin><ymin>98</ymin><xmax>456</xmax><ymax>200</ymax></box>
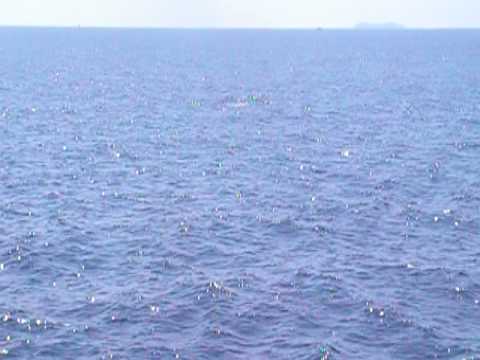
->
<box><xmin>0</xmin><ymin>28</ymin><xmax>479</xmax><ymax>359</ymax></box>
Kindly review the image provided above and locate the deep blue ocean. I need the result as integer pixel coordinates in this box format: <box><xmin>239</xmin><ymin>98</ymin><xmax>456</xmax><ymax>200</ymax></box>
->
<box><xmin>0</xmin><ymin>28</ymin><xmax>479</xmax><ymax>359</ymax></box>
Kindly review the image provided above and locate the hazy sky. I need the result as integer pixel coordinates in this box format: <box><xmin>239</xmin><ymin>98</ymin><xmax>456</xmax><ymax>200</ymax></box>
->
<box><xmin>0</xmin><ymin>0</ymin><xmax>479</xmax><ymax>28</ymax></box>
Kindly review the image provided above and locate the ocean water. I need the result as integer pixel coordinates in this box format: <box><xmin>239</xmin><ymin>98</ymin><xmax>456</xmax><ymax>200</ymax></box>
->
<box><xmin>0</xmin><ymin>28</ymin><xmax>479</xmax><ymax>359</ymax></box>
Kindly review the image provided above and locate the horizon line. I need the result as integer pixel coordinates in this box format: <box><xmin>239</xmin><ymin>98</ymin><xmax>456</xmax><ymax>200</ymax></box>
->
<box><xmin>0</xmin><ymin>24</ymin><xmax>479</xmax><ymax>31</ymax></box>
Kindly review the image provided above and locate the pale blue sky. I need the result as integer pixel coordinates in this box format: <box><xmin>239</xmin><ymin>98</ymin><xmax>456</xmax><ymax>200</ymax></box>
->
<box><xmin>0</xmin><ymin>0</ymin><xmax>479</xmax><ymax>28</ymax></box>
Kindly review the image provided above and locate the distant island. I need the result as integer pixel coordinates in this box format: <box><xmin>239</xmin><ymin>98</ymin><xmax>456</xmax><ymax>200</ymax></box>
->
<box><xmin>355</xmin><ymin>22</ymin><xmax>406</xmax><ymax>30</ymax></box>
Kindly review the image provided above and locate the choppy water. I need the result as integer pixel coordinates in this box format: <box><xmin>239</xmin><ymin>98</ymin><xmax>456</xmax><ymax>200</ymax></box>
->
<box><xmin>1</xmin><ymin>28</ymin><xmax>480</xmax><ymax>359</ymax></box>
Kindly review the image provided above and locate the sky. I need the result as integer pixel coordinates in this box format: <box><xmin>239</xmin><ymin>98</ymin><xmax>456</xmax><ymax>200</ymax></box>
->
<box><xmin>0</xmin><ymin>0</ymin><xmax>479</xmax><ymax>29</ymax></box>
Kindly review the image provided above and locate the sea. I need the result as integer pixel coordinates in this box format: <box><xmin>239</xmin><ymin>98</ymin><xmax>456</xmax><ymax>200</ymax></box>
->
<box><xmin>0</xmin><ymin>28</ymin><xmax>479</xmax><ymax>359</ymax></box>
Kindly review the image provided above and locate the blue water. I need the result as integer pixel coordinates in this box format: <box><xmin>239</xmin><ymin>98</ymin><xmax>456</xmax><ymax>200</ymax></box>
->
<box><xmin>1</xmin><ymin>28</ymin><xmax>479</xmax><ymax>359</ymax></box>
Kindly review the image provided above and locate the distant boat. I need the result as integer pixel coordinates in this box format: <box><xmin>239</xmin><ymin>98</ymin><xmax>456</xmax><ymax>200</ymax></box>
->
<box><xmin>316</xmin><ymin>27</ymin><xmax>324</xmax><ymax>31</ymax></box>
